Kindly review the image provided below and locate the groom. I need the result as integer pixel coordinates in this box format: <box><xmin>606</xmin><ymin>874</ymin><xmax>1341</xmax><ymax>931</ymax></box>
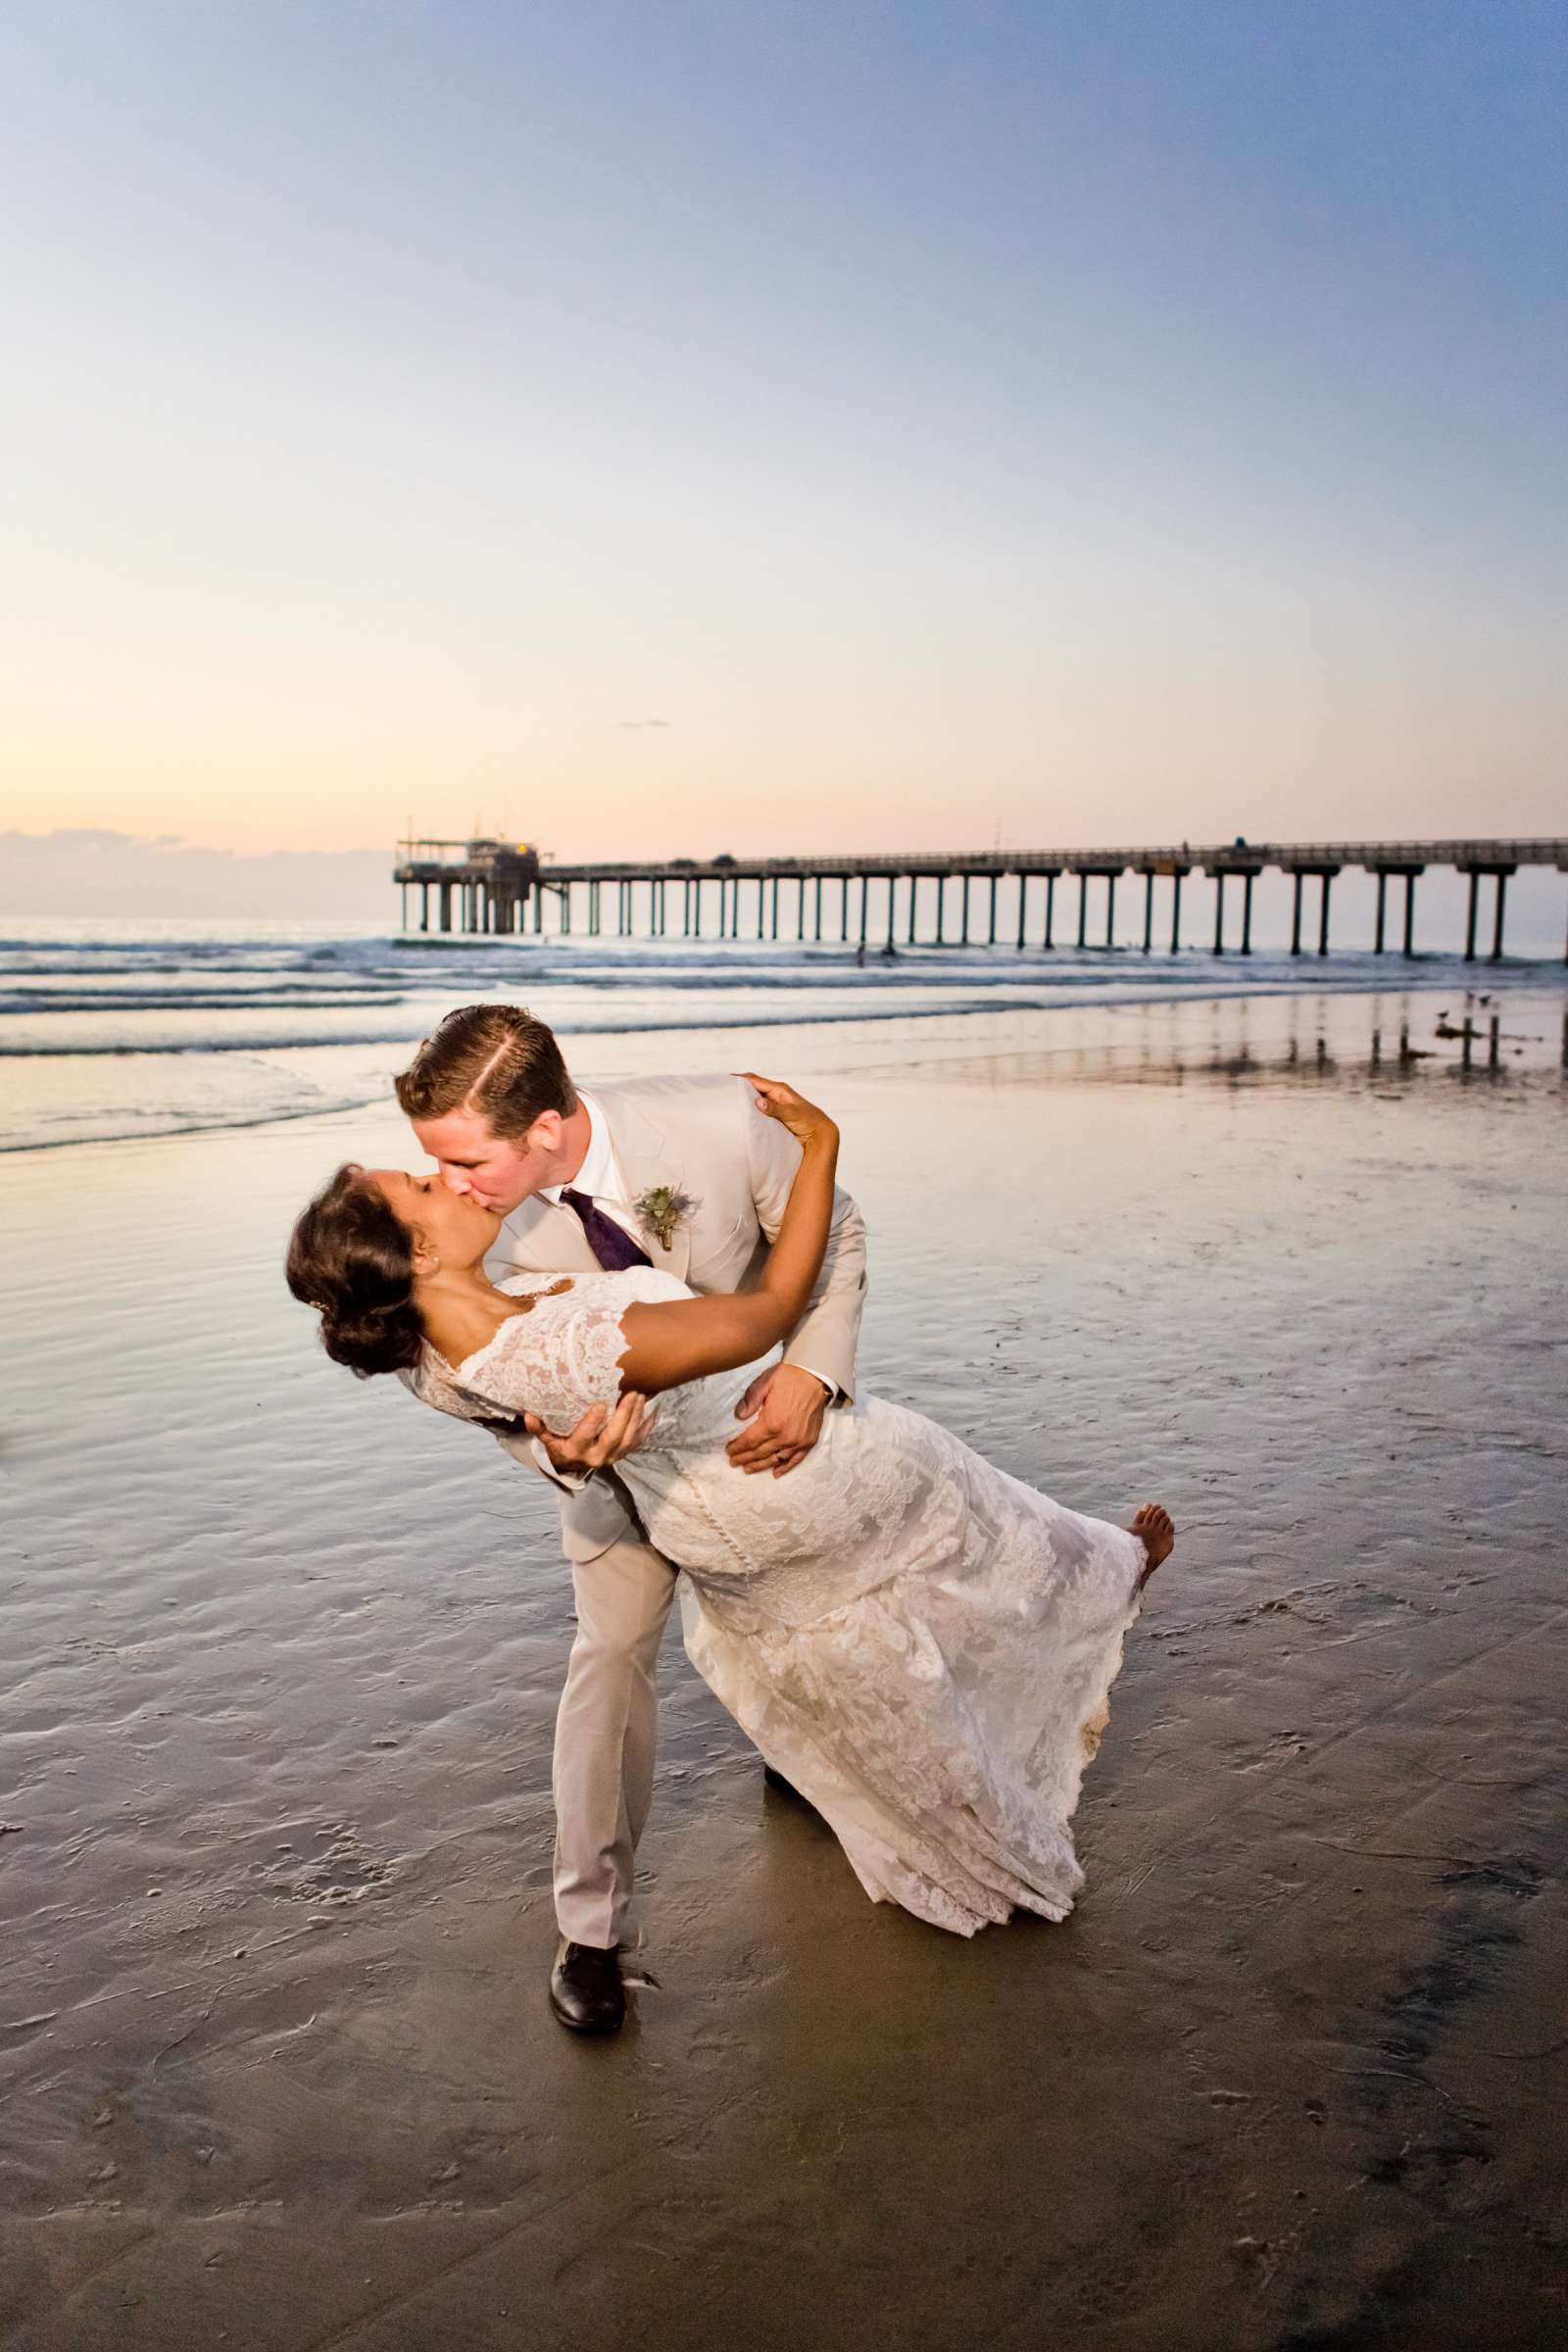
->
<box><xmin>395</xmin><ymin>1004</ymin><xmax>867</xmax><ymax>2033</ymax></box>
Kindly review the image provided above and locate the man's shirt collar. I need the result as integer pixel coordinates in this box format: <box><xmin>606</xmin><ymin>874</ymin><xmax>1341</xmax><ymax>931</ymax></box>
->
<box><xmin>540</xmin><ymin>1091</ymin><xmax>622</xmax><ymax>1205</ymax></box>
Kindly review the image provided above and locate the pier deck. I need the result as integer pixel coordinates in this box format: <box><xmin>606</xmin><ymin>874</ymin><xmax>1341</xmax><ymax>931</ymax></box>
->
<box><xmin>394</xmin><ymin>837</ymin><xmax>1568</xmax><ymax>961</ymax></box>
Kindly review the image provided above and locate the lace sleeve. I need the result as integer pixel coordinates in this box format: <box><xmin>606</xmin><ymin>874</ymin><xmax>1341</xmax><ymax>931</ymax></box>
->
<box><xmin>565</xmin><ymin>1302</ymin><xmax>636</xmax><ymax>1412</ymax></box>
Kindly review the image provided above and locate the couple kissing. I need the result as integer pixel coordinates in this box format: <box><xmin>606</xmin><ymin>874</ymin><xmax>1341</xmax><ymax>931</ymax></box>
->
<box><xmin>288</xmin><ymin>1003</ymin><xmax>1173</xmax><ymax>2034</ymax></box>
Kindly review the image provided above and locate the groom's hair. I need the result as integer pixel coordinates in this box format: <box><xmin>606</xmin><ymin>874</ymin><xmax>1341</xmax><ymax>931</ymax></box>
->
<box><xmin>393</xmin><ymin>1003</ymin><xmax>577</xmax><ymax>1139</ymax></box>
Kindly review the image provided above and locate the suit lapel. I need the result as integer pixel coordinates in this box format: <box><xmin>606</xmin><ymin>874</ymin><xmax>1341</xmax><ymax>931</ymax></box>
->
<box><xmin>601</xmin><ymin>1095</ymin><xmax>693</xmax><ymax>1282</ymax></box>
<box><xmin>491</xmin><ymin>1191</ymin><xmax>603</xmax><ymax>1276</ymax></box>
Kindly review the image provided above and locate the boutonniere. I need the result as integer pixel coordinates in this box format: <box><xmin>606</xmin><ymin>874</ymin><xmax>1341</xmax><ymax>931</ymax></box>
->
<box><xmin>633</xmin><ymin>1184</ymin><xmax>692</xmax><ymax>1251</ymax></box>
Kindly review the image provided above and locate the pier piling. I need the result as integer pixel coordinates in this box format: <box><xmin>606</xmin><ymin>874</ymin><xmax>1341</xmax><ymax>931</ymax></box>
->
<box><xmin>1371</xmin><ymin>863</ymin><xmax>1424</xmax><ymax>956</ymax></box>
<box><xmin>1132</xmin><ymin>860</ymin><xmax>1190</xmax><ymax>955</ymax></box>
<box><xmin>1460</xmin><ymin>862</ymin><xmax>1517</xmax><ymax>963</ymax></box>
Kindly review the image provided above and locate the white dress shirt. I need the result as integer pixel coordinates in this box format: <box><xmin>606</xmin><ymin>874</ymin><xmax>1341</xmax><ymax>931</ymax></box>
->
<box><xmin>540</xmin><ymin>1092</ymin><xmax>645</xmax><ymax>1251</ymax></box>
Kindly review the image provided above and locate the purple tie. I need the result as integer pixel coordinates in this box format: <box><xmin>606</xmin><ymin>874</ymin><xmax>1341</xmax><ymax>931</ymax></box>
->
<box><xmin>561</xmin><ymin>1188</ymin><xmax>653</xmax><ymax>1273</ymax></box>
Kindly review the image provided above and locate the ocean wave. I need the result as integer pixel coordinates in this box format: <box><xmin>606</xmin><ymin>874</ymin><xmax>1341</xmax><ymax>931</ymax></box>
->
<box><xmin>0</xmin><ymin>967</ymin><xmax>1037</xmax><ymax>1016</ymax></box>
<box><xmin>0</xmin><ymin>999</ymin><xmax>1045</xmax><ymax>1058</ymax></box>
<box><xmin>0</xmin><ymin>1087</ymin><xmax>397</xmax><ymax>1156</ymax></box>
<box><xmin>0</xmin><ymin>945</ymin><xmax>1497</xmax><ymax>1026</ymax></box>
<box><xmin>0</xmin><ymin>942</ymin><xmax>1023</xmax><ymax>984</ymax></box>
<box><xmin>0</xmin><ymin>989</ymin><xmax>408</xmax><ymax>1014</ymax></box>
<box><xmin>0</xmin><ymin>961</ymin><xmax>1511</xmax><ymax>1066</ymax></box>
<box><xmin>3</xmin><ymin>907</ymin><xmax>1554</xmax><ymax>1157</ymax></box>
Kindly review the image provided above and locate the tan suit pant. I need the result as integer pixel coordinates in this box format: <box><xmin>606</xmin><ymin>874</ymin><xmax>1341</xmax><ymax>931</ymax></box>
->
<box><xmin>552</xmin><ymin>1533</ymin><xmax>679</xmax><ymax>1949</ymax></box>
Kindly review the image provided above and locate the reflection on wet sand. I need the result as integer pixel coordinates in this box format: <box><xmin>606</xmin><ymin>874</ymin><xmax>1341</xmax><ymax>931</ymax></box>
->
<box><xmin>861</xmin><ymin>985</ymin><xmax>1568</xmax><ymax>1095</ymax></box>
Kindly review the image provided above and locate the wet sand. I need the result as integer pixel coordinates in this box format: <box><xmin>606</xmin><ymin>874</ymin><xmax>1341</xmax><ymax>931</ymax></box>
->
<box><xmin>3</xmin><ymin>986</ymin><xmax>1566</xmax><ymax>2349</ymax></box>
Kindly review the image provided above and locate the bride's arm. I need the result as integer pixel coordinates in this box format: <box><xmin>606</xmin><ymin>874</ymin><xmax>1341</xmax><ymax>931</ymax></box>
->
<box><xmin>613</xmin><ymin>1077</ymin><xmax>839</xmax><ymax>1397</ymax></box>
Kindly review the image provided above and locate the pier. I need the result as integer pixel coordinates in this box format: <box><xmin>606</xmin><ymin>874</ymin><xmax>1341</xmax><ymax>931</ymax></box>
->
<box><xmin>394</xmin><ymin>837</ymin><xmax>1568</xmax><ymax>961</ymax></box>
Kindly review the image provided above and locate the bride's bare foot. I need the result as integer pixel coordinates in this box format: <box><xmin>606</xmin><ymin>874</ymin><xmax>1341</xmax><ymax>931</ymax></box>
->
<box><xmin>1130</xmin><ymin>1502</ymin><xmax>1174</xmax><ymax>1589</ymax></box>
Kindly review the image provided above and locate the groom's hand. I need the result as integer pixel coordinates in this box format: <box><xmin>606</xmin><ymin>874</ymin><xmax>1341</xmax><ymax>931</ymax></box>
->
<box><xmin>524</xmin><ymin>1393</ymin><xmax>657</xmax><ymax>1475</ymax></box>
<box><xmin>727</xmin><ymin>1363</ymin><xmax>830</xmax><ymax>1478</ymax></box>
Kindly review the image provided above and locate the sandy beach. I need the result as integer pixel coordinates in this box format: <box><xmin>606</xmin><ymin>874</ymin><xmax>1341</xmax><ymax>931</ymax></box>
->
<box><xmin>3</xmin><ymin>982</ymin><xmax>1566</xmax><ymax>2349</ymax></box>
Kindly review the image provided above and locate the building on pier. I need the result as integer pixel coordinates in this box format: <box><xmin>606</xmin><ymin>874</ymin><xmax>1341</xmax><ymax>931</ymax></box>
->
<box><xmin>393</xmin><ymin>837</ymin><xmax>1568</xmax><ymax>963</ymax></box>
<box><xmin>395</xmin><ymin>838</ymin><xmax>541</xmax><ymax>935</ymax></box>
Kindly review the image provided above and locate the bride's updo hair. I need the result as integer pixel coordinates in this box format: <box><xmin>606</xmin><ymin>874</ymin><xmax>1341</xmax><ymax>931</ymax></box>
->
<box><xmin>286</xmin><ymin>1163</ymin><xmax>424</xmax><ymax>1378</ymax></box>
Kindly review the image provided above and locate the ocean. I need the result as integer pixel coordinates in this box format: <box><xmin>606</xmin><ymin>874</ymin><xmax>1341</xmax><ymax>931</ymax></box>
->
<box><xmin>5</xmin><ymin>913</ymin><xmax>1565</xmax><ymax>1154</ymax></box>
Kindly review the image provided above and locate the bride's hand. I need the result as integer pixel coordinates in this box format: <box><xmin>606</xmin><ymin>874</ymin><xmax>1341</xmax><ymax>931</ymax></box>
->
<box><xmin>738</xmin><ymin>1074</ymin><xmax>838</xmax><ymax>1151</ymax></box>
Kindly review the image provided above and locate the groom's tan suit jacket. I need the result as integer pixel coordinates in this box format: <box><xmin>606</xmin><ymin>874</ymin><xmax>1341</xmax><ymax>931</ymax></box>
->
<box><xmin>482</xmin><ymin>1073</ymin><xmax>868</xmax><ymax>1560</ymax></box>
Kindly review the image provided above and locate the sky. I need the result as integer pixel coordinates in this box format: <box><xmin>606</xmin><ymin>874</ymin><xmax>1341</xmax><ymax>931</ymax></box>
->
<box><xmin>1</xmin><ymin>0</ymin><xmax>1564</xmax><ymax>892</ymax></box>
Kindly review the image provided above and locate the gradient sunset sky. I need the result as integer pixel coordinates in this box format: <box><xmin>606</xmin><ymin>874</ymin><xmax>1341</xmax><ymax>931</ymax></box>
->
<box><xmin>2</xmin><ymin>1</ymin><xmax>1563</xmax><ymax>863</ymax></box>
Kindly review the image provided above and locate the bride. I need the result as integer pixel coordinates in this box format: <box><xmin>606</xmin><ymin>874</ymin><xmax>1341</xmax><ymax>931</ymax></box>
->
<box><xmin>287</xmin><ymin>1075</ymin><xmax>1172</xmax><ymax>1939</ymax></box>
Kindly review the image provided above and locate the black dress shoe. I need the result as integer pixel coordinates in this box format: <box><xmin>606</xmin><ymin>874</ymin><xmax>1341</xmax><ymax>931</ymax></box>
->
<box><xmin>550</xmin><ymin>1940</ymin><xmax>626</xmax><ymax>2034</ymax></box>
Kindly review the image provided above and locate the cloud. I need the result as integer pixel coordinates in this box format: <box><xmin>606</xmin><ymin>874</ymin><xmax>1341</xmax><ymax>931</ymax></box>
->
<box><xmin>617</xmin><ymin>718</ymin><xmax>670</xmax><ymax>729</ymax></box>
<box><xmin>0</xmin><ymin>829</ymin><xmax>393</xmax><ymax>918</ymax></box>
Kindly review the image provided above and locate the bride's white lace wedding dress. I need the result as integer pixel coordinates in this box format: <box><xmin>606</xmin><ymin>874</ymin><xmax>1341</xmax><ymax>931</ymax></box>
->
<box><xmin>408</xmin><ymin>1268</ymin><xmax>1149</xmax><ymax>1936</ymax></box>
